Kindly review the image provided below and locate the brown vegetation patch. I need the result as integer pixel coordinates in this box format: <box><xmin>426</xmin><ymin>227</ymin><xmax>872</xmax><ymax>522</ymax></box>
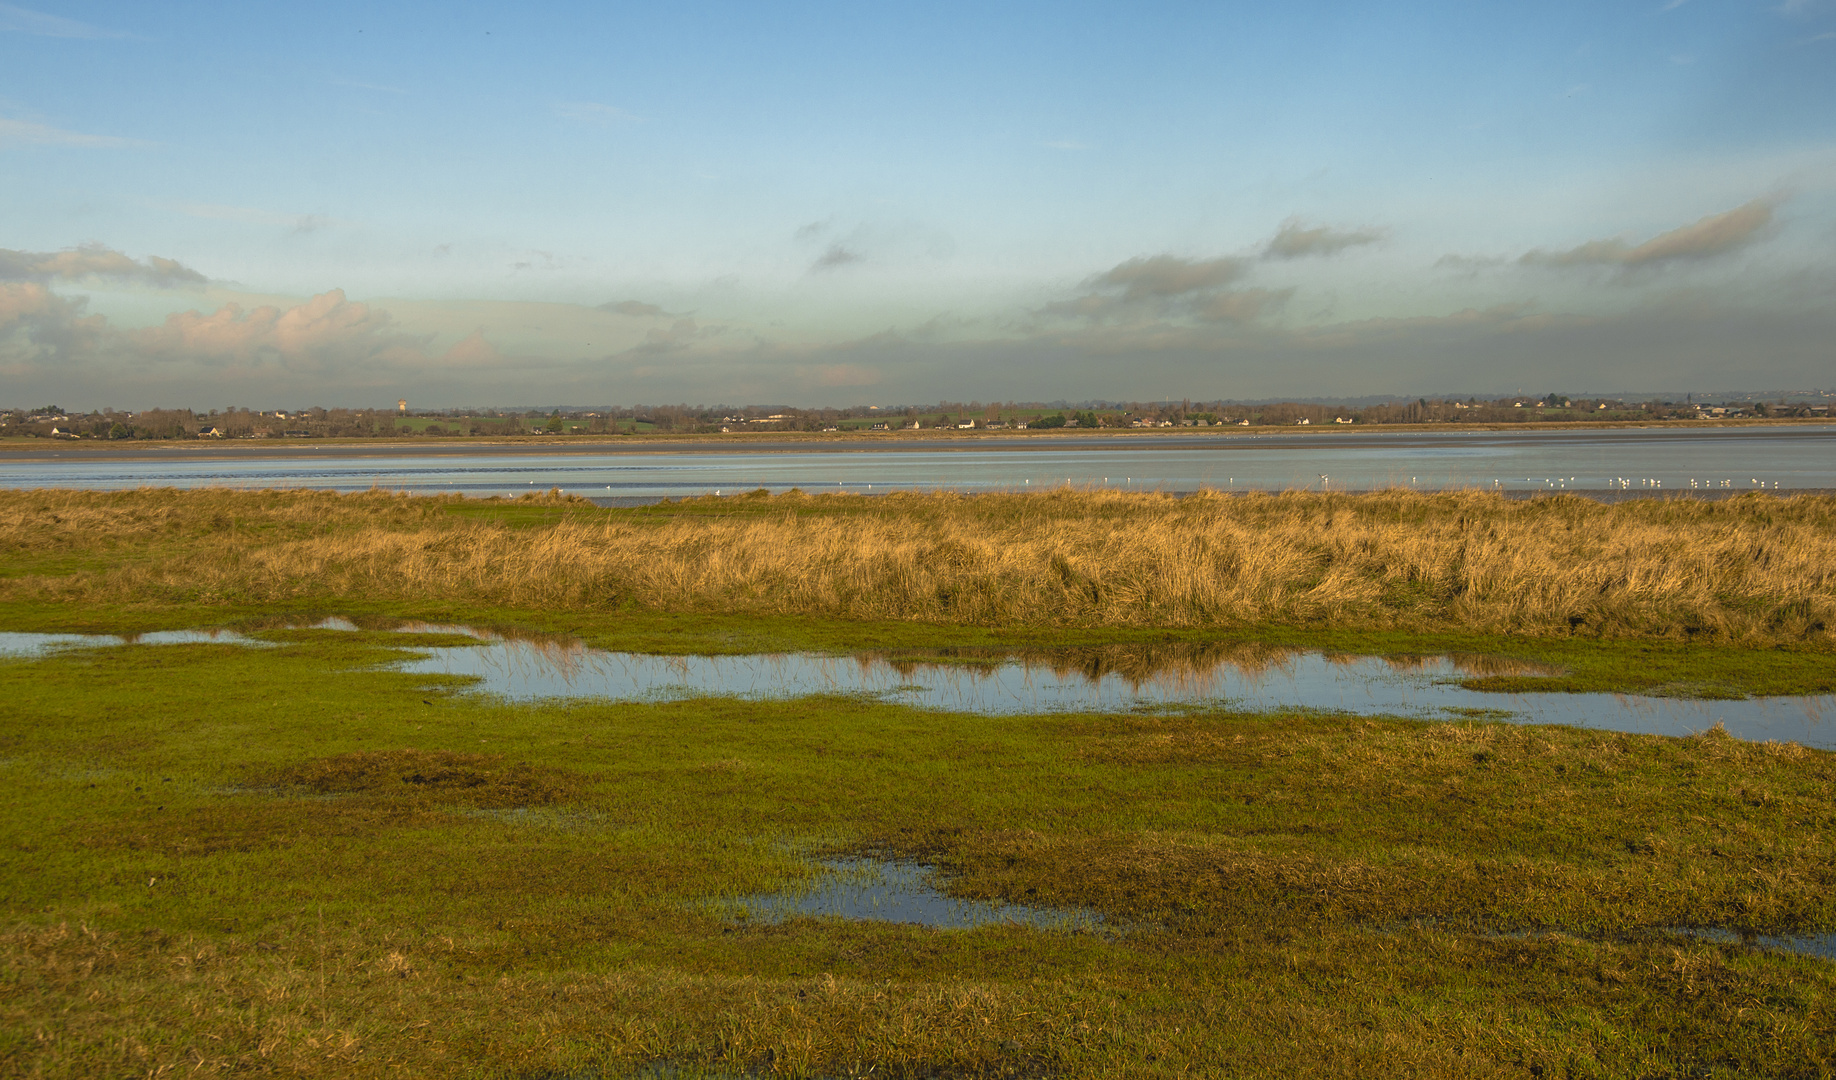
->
<box><xmin>80</xmin><ymin>753</ymin><xmax>584</xmax><ymax>859</ymax></box>
<box><xmin>271</xmin><ymin>749</ymin><xmax>576</xmax><ymax>809</ymax></box>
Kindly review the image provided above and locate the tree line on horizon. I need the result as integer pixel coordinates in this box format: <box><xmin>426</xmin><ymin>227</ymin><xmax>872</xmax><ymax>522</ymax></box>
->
<box><xmin>1</xmin><ymin>395</ymin><xmax>1827</xmax><ymax>441</ymax></box>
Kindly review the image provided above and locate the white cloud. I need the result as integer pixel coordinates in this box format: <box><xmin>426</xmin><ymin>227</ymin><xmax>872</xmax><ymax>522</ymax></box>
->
<box><xmin>0</xmin><ymin>243</ymin><xmax>207</xmax><ymax>287</ymax></box>
<box><xmin>1</xmin><ymin>269</ymin><xmax>518</xmax><ymax>389</ymax></box>
<box><xmin>128</xmin><ymin>289</ymin><xmax>418</xmax><ymax>367</ymax></box>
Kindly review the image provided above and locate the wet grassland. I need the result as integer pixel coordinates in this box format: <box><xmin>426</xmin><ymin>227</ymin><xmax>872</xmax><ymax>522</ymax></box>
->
<box><xmin>3</xmin><ymin>489</ymin><xmax>1835</xmax><ymax>1077</ymax></box>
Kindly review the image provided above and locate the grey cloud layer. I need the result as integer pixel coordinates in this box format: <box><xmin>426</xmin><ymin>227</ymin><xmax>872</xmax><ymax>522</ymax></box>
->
<box><xmin>1263</xmin><ymin>218</ymin><xmax>1387</xmax><ymax>259</ymax></box>
<box><xmin>811</xmin><ymin>244</ymin><xmax>863</xmax><ymax>271</ymax></box>
<box><xmin>0</xmin><ymin>244</ymin><xmax>207</xmax><ymax>288</ymax></box>
<box><xmin>0</xmin><ymin>283</ymin><xmax>106</xmax><ymax>358</ymax></box>
<box><xmin>1043</xmin><ymin>254</ymin><xmax>1289</xmax><ymax>324</ymax></box>
<box><xmin>1519</xmin><ymin>199</ymin><xmax>1778</xmax><ymax>268</ymax></box>
<box><xmin>1091</xmin><ymin>255</ymin><xmax>1248</xmax><ymax>299</ymax></box>
<box><xmin>1041</xmin><ymin>214</ymin><xmax>1388</xmax><ymax>327</ymax></box>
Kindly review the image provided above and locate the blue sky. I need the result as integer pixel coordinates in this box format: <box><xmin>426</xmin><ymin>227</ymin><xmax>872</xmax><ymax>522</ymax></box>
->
<box><xmin>3</xmin><ymin>0</ymin><xmax>1833</xmax><ymax>408</ymax></box>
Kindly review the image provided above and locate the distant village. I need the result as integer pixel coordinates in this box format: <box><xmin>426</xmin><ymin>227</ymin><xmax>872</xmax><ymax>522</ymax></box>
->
<box><xmin>2</xmin><ymin>393</ymin><xmax>1831</xmax><ymax>441</ymax></box>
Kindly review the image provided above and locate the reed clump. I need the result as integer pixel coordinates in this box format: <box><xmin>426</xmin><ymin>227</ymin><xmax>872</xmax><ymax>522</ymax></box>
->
<box><xmin>4</xmin><ymin>486</ymin><xmax>1835</xmax><ymax>642</ymax></box>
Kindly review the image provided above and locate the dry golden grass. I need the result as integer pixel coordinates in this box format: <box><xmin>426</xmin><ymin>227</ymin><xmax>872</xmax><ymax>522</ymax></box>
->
<box><xmin>4</xmin><ymin>485</ymin><xmax>1835</xmax><ymax>642</ymax></box>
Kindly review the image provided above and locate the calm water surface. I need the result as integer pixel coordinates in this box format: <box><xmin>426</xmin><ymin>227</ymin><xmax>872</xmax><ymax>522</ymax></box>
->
<box><xmin>385</xmin><ymin>633</ymin><xmax>1835</xmax><ymax>749</ymax></box>
<box><xmin>3</xmin><ymin>626</ymin><xmax>1828</xmax><ymax>747</ymax></box>
<box><xmin>719</xmin><ymin>858</ymin><xmax>1106</xmax><ymax>932</ymax></box>
<box><xmin>0</xmin><ymin>629</ymin><xmax>271</xmax><ymax>656</ymax></box>
<box><xmin>4</xmin><ymin>427</ymin><xmax>1832</xmax><ymax>497</ymax></box>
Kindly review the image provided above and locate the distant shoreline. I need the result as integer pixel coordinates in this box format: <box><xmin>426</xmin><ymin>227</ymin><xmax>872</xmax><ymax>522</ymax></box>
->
<box><xmin>3</xmin><ymin>417</ymin><xmax>1833</xmax><ymax>462</ymax></box>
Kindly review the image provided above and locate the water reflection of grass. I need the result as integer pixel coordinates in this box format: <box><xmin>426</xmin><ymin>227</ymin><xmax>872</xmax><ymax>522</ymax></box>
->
<box><xmin>6</xmin><ymin>616</ymin><xmax>1832</xmax><ymax>704</ymax></box>
<box><xmin>3</xmin><ymin>631</ymin><xmax>1833</xmax><ymax>1077</ymax></box>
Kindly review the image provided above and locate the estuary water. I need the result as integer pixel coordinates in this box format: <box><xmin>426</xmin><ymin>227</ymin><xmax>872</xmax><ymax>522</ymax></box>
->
<box><xmin>2</xmin><ymin>426</ymin><xmax>1832</xmax><ymax>498</ymax></box>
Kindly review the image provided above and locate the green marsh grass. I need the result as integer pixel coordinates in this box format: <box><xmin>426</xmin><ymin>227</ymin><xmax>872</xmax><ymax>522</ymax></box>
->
<box><xmin>4</xmin><ymin>486</ymin><xmax>1836</xmax><ymax>1075</ymax></box>
<box><xmin>1</xmin><ymin>631</ymin><xmax>1833</xmax><ymax>1077</ymax></box>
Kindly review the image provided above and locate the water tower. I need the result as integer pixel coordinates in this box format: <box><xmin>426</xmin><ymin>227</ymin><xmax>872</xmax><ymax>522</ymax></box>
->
<box><xmin>397</xmin><ymin>399</ymin><xmax>408</xmax><ymax>414</ymax></box>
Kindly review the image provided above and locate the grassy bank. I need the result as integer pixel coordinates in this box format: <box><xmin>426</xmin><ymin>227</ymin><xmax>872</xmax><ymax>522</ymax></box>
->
<box><xmin>2</xmin><ymin>630</ymin><xmax>1833</xmax><ymax>1077</ymax></box>
<box><xmin>5</xmin><ymin>486</ymin><xmax>1836</xmax><ymax>647</ymax></box>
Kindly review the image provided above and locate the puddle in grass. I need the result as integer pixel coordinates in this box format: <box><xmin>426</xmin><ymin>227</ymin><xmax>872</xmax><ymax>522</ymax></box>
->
<box><xmin>386</xmin><ymin>636</ymin><xmax>1836</xmax><ymax>749</ymax></box>
<box><xmin>0</xmin><ymin>628</ymin><xmax>272</xmax><ymax>658</ymax></box>
<box><xmin>719</xmin><ymin>858</ymin><xmax>1106</xmax><ymax>932</ymax></box>
<box><xmin>3</xmin><ymin>624</ymin><xmax>1831</xmax><ymax>748</ymax></box>
<box><xmin>1679</xmin><ymin>928</ymin><xmax>1836</xmax><ymax>960</ymax></box>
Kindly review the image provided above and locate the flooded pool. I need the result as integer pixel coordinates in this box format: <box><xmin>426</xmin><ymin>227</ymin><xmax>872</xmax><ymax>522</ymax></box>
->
<box><xmin>717</xmin><ymin>858</ymin><xmax>1105</xmax><ymax>932</ymax></box>
<box><xmin>1678</xmin><ymin>928</ymin><xmax>1836</xmax><ymax>961</ymax></box>
<box><xmin>0</xmin><ymin>629</ymin><xmax>273</xmax><ymax>658</ymax></box>
<box><xmin>391</xmin><ymin>635</ymin><xmax>1836</xmax><ymax>749</ymax></box>
<box><xmin>3</xmin><ymin>625</ymin><xmax>1830</xmax><ymax>748</ymax></box>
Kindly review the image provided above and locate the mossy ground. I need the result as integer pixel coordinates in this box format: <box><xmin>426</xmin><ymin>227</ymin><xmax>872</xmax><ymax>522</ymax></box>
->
<box><xmin>2</xmin><ymin>629</ymin><xmax>1832</xmax><ymax>1077</ymax></box>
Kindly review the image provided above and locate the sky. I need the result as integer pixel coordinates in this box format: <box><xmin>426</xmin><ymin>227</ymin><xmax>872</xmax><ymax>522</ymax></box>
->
<box><xmin>3</xmin><ymin>0</ymin><xmax>1834</xmax><ymax>409</ymax></box>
